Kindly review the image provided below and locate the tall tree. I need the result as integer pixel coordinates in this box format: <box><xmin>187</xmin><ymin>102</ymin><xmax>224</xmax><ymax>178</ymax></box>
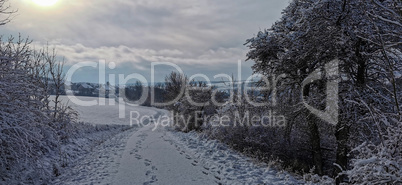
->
<box><xmin>246</xmin><ymin>0</ymin><xmax>401</xmax><ymax>182</ymax></box>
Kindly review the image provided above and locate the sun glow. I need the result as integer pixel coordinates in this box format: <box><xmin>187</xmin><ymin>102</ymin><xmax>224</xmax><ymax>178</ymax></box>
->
<box><xmin>32</xmin><ymin>0</ymin><xmax>59</xmax><ymax>7</ymax></box>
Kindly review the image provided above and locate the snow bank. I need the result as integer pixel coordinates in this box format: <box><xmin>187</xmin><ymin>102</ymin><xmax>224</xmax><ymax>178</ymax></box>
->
<box><xmin>168</xmin><ymin>130</ymin><xmax>304</xmax><ymax>184</ymax></box>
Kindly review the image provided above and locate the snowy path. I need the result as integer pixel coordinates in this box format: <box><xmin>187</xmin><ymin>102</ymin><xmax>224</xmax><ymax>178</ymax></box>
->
<box><xmin>113</xmin><ymin>123</ymin><xmax>217</xmax><ymax>184</ymax></box>
<box><xmin>52</xmin><ymin>96</ymin><xmax>301</xmax><ymax>184</ymax></box>
<box><xmin>52</xmin><ymin>121</ymin><xmax>218</xmax><ymax>184</ymax></box>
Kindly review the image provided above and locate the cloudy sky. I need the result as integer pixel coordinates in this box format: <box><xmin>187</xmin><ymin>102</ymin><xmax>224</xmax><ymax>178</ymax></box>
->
<box><xmin>3</xmin><ymin>0</ymin><xmax>289</xmax><ymax>83</ymax></box>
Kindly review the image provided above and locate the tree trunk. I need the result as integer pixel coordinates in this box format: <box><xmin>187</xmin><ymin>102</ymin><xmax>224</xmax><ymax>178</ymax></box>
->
<box><xmin>308</xmin><ymin>115</ymin><xmax>324</xmax><ymax>175</ymax></box>
<box><xmin>304</xmin><ymin>83</ymin><xmax>323</xmax><ymax>175</ymax></box>
<box><xmin>334</xmin><ymin>94</ymin><xmax>350</xmax><ymax>184</ymax></box>
<box><xmin>355</xmin><ymin>38</ymin><xmax>366</xmax><ymax>85</ymax></box>
<box><xmin>334</xmin><ymin>119</ymin><xmax>349</xmax><ymax>184</ymax></box>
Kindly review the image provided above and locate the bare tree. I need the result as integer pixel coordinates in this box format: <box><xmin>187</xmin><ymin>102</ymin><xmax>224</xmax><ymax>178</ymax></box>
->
<box><xmin>164</xmin><ymin>71</ymin><xmax>188</xmax><ymax>106</ymax></box>
<box><xmin>45</xmin><ymin>47</ymin><xmax>66</xmax><ymax>120</ymax></box>
<box><xmin>0</xmin><ymin>0</ymin><xmax>16</xmax><ymax>26</ymax></box>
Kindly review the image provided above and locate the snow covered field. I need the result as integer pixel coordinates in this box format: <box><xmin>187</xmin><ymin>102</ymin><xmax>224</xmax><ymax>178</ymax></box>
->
<box><xmin>52</xmin><ymin>96</ymin><xmax>303</xmax><ymax>184</ymax></box>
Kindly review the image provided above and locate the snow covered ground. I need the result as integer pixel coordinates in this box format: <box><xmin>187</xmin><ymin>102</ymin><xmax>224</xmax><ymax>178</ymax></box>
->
<box><xmin>52</xmin><ymin>96</ymin><xmax>303</xmax><ymax>184</ymax></box>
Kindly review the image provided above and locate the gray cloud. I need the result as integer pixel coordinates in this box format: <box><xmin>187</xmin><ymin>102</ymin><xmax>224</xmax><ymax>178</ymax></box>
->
<box><xmin>3</xmin><ymin>0</ymin><xmax>288</xmax><ymax>83</ymax></box>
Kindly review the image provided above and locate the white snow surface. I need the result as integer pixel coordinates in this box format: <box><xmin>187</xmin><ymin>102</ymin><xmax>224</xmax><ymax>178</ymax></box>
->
<box><xmin>52</xmin><ymin>96</ymin><xmax>303</xmax><ymax>184</ymax></box>
<box><xmin>59</xmin><ymin>96</ymin><xmax>161</xmax><ymax>126</ymax></box>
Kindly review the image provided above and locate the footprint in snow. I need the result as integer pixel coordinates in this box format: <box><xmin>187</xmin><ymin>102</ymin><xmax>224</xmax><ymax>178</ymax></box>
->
<box><xmin>143</xmin><ymin>171</ymin><xmax>158</xmax><ymax>185</ymax></box>
<box><xmin>144</xmin><ymin>159</ymin><xmax>152</xmax><ymax>166</ymax></box>
<box><xmin>145</xmin><ymin>170</ymin><xmax>151</xmax><ymax>176</ymax></box>
<box><xmin>134</xmin><ymin>154</ymin><xmax>142</xmax><ymax>160</ymax></box>
<box><xmin>191</xmin><ymin>160</ymin><xmax>198</xmax><ymax>166</ymax></box>
<box><xmin>144</xmin><ymin>161</ymin><xmax>151</xmax><ymax>166</ymax></box>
